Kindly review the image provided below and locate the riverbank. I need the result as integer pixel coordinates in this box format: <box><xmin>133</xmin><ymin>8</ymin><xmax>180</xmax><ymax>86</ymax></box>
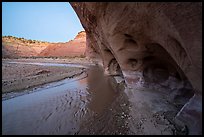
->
<box><xmin>2</xmin><ymin>58</ymin><xmax>185</xmax><ymax>135</ymax></box>
<box><xmin>2</xmin><ymin>58</ymin><xmax>92</xmax><ymax>94</ymax></box>
<box><xmin>2</xmin><ymin>57</ymin><xmax>93</xmax><ymax>64</ymax></box>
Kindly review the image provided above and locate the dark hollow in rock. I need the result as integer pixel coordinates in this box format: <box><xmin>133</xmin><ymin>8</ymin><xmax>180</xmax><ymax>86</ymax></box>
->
<box><xmin>143</xmin><ymin>64</ymin><xmax>169</xmax><ymax>83</ymax></box>
<box><xmin>108</xmin><ymin>59</ymin><xmax>123</xmax><ymax>76</ymax></box>
<box><xmin>124</xmin><ymin>34</ymin><xmax>132</xmax><ymax>38</ymax></box>
<box><xmin>127</xmin><ymin>58</ymin><xmax>138</xmax><ymax>69</ymax></box>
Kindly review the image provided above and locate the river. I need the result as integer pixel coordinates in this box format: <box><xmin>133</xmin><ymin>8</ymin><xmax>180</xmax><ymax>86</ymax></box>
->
<box><xmin>2</xmin><ymin>62</ymin><xmax>181</xmax><ymax>135</ymax></box>
<box><xmin>2</xmin><ymin>63</ymin><xmax>125</xmax><ymax>135</ymax></box>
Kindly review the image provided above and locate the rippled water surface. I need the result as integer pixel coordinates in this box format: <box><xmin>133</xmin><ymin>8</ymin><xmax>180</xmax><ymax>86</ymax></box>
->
<box><xmin>2</xmin><ymin>64</ymin><xmax>120</xmax><ymax>135</ymax></box>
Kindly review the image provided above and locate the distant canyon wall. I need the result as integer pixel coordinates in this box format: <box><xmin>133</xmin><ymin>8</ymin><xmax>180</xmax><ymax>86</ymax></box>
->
<box><xmin>2</xmin><ymin>31</ymin><xmax>86</xmax><ymax>58</ymax></box>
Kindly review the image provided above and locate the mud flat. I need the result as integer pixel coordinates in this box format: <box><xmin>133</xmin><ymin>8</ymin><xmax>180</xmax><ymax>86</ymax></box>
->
<box><xmin>2</xmin><ymin>65</ymin><xmax>125</xmax><ymax>135</ymax></box>
<box><xmin>2</xmin><ymin>57</ymin><xmax>93</xmax><ymax>65</ymax></box>
<box><xmin>2</xmin><ymin>58</ymin><xmax>187</xmax><ymax>135</ymax></box>
<box><xmin>2</xmin><ymin>58</ymin><xmax>92</xmax><ymax>96</ymax></box>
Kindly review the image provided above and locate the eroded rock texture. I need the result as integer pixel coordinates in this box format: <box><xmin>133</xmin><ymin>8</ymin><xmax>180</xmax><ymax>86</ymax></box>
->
<box><xmin>39</xmin><ymin>31</ymin><xmax>86</xmax><ymax>57</ymax></box>
<box><xmin>2</xmin><ymin>31</ymin><xmax>86</xmax><ymax>58</ymax></box>
<box><xmin>71</xmin><ymin>2</ymin><xmax>202</xmax><ymax>134</ymax></box>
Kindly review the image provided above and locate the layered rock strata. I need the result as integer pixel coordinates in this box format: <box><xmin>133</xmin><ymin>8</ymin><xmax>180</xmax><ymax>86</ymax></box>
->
<box><xmin>70</xmin><ymin>2</ymin><xmax>202</xmax><ymax>134</ymax></box>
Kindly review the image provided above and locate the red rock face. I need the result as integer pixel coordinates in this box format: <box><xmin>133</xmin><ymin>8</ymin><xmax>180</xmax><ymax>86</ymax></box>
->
<box><xmin>39</xmin><ymin>31</ymin><xmax>86</xmax><ymax>57</ymax></box>
<box><xmin>2</xmin><ymin>43</ymin><xmax>37</xmax><ymax>58</ymax></box>
<box><xmin>2</xmin><ymin>37</ymin><xmax>46</xmax><ymax>58</ymax></box>
<box><xmin>70</xmin><ymin>2</ymin><xmax>202</xmax><ymax>134</ymax></box>
<box><xmin>74</xmin><ymin>31</ymin><xmax>86</xmax><ymax>39</ymax></box>
<box><xmin>2</xmin><ymin>31</ymin><xmax>86</xmax><ymax>58</ymax></box>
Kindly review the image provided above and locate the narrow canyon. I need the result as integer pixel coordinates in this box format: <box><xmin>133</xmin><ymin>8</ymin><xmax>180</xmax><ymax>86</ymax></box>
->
<box><xmin>2</xmin><ymin>2</ymin><xmax>202</xmax><ymax>135</ymax></box>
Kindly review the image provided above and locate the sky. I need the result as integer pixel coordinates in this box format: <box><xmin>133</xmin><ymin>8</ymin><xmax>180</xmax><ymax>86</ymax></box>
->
<box><xmin>2</xmin><ymin>2</ymin><xmax>84</xmax><ymax>42</ymax></box>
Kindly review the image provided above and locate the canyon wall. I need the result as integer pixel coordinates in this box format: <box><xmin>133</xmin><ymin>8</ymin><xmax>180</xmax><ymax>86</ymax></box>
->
<box><xmin>2</xmin><ymin>31</ymin><xmax>86</xmax><ymax>58</ymax></box>
<box><xmin>70</xmin><ymin>2</ymin><xmax>202</xmax><ymax>134</ymax></box>
<box><xmin>39</xmin><ymin>31</ymin><xmax>86</xmax><ymax>57</ymax></box>
<box><xmin>2</xmin><ymin>36</ymin><xmax>48</xmax><ymax>58</ymax></box>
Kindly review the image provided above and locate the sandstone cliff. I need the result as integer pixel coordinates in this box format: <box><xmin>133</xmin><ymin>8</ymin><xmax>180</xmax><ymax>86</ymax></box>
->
<box><xmin>2</xmin><ymin>36</ymin><xmax>49</xmax><ymax>58</ymax></box>
<box><xmin>70</xmin><ymin>2</ymin><xmax>202</xmax><ymax>134</ymax></box>
<box><xmin>2</xmin><ymin>31</ymin><xmax>86</xmax><ymax>58</ymax></box>
<box><xmin>39</xmin><ymin>31</ymin><xmax>86</xmax><ymax>57</ymax></box>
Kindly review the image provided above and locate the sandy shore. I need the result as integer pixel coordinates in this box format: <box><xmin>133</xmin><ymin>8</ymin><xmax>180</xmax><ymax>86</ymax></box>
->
<box><xmin>2</xmin><ymin>58</ymin><xmax>186</xmax><ymax>135</ymax></box>
<box><xmin>2</xmin><ymin>57</ymin><xmax>93</xmax><ymax>64</ymax></box>
<box><xmin>2</xmin><ymin>58</ymin><xmax>90</xmax><ymax>94</ymax></box>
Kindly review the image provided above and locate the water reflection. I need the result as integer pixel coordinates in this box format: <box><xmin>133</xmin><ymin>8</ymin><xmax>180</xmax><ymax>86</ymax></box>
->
<box><xmin>6</xmin><ymin>61</ymin><xmax>89</xmax><ymax>68</ymax></box>
<box><xmin>86</xmin><ymin>66</ymin><xmax>119</xmax><ymax>114</ymax></box>
<box><xmin>2</xmin><ymin>64</ymin><xmax>119</xmax><ymax>135</ymax></box>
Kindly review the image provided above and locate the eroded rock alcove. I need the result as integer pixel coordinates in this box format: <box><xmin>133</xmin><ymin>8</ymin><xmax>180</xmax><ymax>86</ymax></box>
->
<box><xmin>71</xmin><ymin>2</ymin><xmax>202</xmax><ymax>134</ymax></box>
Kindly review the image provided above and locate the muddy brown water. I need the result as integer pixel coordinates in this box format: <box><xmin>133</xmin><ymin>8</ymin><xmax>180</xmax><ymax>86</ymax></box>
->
<box><xmin>2</xmin><ymin>62</ymin><xmax>185</xmax><ymax>135</ymax></box>
<box><xmin>2</xmin><ymin>63</ymin><xmax>123</xmax><ymax>135</ymax></box>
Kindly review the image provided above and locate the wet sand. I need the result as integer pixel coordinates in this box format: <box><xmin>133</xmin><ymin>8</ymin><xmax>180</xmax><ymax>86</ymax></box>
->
<box><xmin>2</xmin><ymin>59</ymin><xmax>186</xmax><ymax>135</ymax></box>
<box><xmin>2</xmin><ymin>58</ymin><xmax>89</xmax><ymax>94</ymax></box>
<box><xmin>2</xmin><ymin>65</ymin><xmax>124</xmax><ymax>135</ymax></box>
<box><xmin>2</xmin><ymin>57</ymin><xmax>92</xmax><ymax>64</ymax></box>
